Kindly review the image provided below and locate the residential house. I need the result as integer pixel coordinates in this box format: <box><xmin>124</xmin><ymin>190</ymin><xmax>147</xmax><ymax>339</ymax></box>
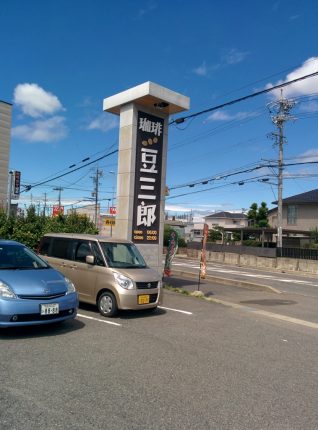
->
<box><xmin>164</xmin><ymin>218</ymin><xmax>194</xmax><ymax>242</ymax></box>
<box><xmin>204</xmin><ymin>211</ymin><xmax>248</xmax><ymax>230</ymax></box>
<box><xmin>268</xmin><ymin>188</ymin><xmax>318</xmax><ymax>232</ymax></box>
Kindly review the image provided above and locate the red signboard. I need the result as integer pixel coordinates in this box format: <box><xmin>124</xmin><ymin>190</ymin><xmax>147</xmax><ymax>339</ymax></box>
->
<box><xmin>10</xmin><ymin>170</ymin><xmax>21</xmax><ymax>199</ymax></box>
<box><xmin>110</xmin><ymin>206</ymin><xmax>116</xmax><ymax>215</ymax></box>
<box><xmin>53</xmin><ymin>206</ymin><xmax>64</xmax><ymax>217</ymax></box>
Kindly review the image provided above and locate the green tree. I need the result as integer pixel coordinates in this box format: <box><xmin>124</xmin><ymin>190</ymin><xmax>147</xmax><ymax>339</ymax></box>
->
<box><xmin>164</xmin><ymin>225</ymin><xmax>186</xmax><ymax>247</ymax></box>
<box><xmin>247</xmin><ymin>202</ymin><xmax>269</xmax><ymax>227</ymax></box>
<box><xmin>310</xmin><ymin>227</ymin><xmax>318</xmax><ymax>244</ymax></box>
<box><xmin>207</xmin><ymin>228</ymin><xmax>223</xmax><ymax>242</ymax></box>
<box><xmin>0</xmin><ymin>206</ymin><xmax>98</xmax><ymax>250</ymax></box>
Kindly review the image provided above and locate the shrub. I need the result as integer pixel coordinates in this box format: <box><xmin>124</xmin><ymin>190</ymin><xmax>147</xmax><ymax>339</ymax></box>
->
<box><xmin>242</xmin><ymin>239</ymin><xmax>262</xmax><ymax>247</ymax></box>
<box><xmin>0</xmin><ymin>207</ymin><xmax>98</xmax><ymax>250</ymax></box>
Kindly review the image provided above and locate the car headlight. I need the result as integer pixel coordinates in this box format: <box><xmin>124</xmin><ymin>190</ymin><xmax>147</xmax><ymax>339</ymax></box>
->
<box><xmin>113</xmin><ymin>272</ymin><xmax>134</xmax><ymax>290</ymax></box>
<box><xmin>0</xmin><ymin>281</ymin><xmax>17</xmax><ymax>299</ymax></box>
<box><xmin>65</xmin><ymin>278</ymin><xmax>76</xmax><ymax>294</ymax></box>
<box><xmin>158</xmin><ymin>280</ymin><xmax>162</xmax><ymax>288</ymax></box>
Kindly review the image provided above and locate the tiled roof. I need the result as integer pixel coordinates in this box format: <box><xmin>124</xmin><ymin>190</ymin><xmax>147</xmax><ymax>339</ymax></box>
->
<box><xmin>205</xmin><ymin>211</ymin><xmax>247</xmax><ymax>219</ymax></box>
<box><xmin>272</xmin><ymin>188</ymin><xmax>318</xmax><ymax>205</ymax></box>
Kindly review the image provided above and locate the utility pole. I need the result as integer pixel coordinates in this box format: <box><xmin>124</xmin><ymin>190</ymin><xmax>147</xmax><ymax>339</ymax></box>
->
<box><xmin>91</xmin><ymin>168</ymin><xmax>103</xmax><ymax>228</ymax></box>
<box><xmin>53</xmin><ymin>187</ymin><xmax>64</xmax><ymax>208</ymax></box>
<box><xmin>43</xmin><ymin>193</ymin><xmax>47</xmax><ymax>216</ymax></box>
<box><xmin>267</xmin><ymin>90</ymin><xmax>296</xmax><ymax>253</ymax></box>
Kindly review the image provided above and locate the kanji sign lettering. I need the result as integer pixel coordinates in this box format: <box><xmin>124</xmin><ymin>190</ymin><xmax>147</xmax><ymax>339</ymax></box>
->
<box><xmin>132</xmin><ymin>111</ymin><xmax>164</xmax><ymax>244</ymax></box>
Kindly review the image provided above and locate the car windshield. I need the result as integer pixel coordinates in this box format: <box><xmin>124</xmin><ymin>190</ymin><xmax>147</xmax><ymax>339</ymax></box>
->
<box><xmin>99</xmin><ymin>242</ymin><xmax>147</xmax><ymax>269</ymax></box>
<box><xmin>0</xmin><ymin>244</ymin><xmax>49</xmax><ymax>270</ymax></box>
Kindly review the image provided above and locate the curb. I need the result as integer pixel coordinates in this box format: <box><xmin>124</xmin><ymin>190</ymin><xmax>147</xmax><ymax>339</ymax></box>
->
<box><xmin>168</xmin><ymin>269</ymin><xmax>281</xmax><ymax>294</ymax></box>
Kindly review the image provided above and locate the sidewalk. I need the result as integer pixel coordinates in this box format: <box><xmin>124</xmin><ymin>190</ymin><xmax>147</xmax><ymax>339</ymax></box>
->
<box><xmin>163</xmin><ymin>273</ymin><xmax>318</xmax><ymax>325</ymax></box>
<box><xmin>168</xmin><ymin>267</ymin><xmax>281</xmax><ymax>293</ymax></box>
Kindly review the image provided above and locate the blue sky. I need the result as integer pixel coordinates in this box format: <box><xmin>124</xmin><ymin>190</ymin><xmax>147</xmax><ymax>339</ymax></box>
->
<box><xmin>1</xmin><ymin>0</ymin><xmax>318</xmax><ymax>218</ymax></box>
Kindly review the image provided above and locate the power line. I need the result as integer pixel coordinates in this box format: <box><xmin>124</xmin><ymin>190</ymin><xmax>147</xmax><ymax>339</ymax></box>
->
<box><xmin>22</xmin><ymin>149</ymin><xmax>118</xmax><ymax>193</ymax></box>
<box><xmin>170</xmin><ymin>70</ymin><xmax>318</xmax><ymax>125</ymax></box>
<box><xmin>167</xmin><ymin>160</ymin><xmax>318</xmax><ymax>198</ymax></box>
<box><xmin>22</xmin><ymin>141</ymin><xmax>118</xmax><ymax>187</ymax></box>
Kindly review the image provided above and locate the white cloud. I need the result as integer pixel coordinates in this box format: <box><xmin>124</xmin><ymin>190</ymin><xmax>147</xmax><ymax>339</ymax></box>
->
<box><xmin>296</xmin><ymin>149</ymin><xmax>318</xmax><ymax>162</ymax></box>
<box><xmin>289</xmin><ymin>14</ymin><xmax>300</xmax><ymax>21</ymax></box>
<box><xmin>207</xmin><ymin>111</ymin><xmax>231</xmax><ymax>121</ymax></box>
<box><xmin>193</xmin><ymin>61</ymin><xmax>208</xmax><ymax>77</ymax></box>
<box><xmin>266</xmin><ymin>57</ymin><xmax>318</xmax><ymax>99</ymax></box>
<box><xmin>207</xmin><ymin>109</ymin><xmax>258</xmax><ymax>122</ymax></box>
<box><xmin>165</xmin><ymin>205</ymin><xmax>192</xmax><ymax>213</ymax></box>
<box><xmin>14</xmin><ymin>83</ymin><xmax>64</xmax><ymax>118</ymax></box>
<box><xmin>137</xmin><ymin>0</ymin><xmax>157</xmax><ymax>19</ymax></box>
<box><xmin>223</xmin><ymin>49</ymin><xmax>249</xmax><ymax>65</ymax></box>
<box><xmin>299</xmin><ymin>100</ymin><xmax>318</xmax><ymax>112</ymax></box>
<box><xmin>87</xmin><ymin>114</ymin><xmax>118</xmax><ymax>133</ymax></box>
<box><xmin>193</xmin><ymin>49</ymin><xmax>248</xmax><ymax>78</ymax></box>
<box><xmin>12</xmin><ymin>116</ymin><xmax>68</xmax><ymax>142</ymax></box>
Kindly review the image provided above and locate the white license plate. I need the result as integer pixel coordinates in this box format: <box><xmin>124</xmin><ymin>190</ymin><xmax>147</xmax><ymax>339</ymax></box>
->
<box><xmin>40</xmin><ymin>303</ymin><xmax>59</xmax><ymax>315</ymax></box>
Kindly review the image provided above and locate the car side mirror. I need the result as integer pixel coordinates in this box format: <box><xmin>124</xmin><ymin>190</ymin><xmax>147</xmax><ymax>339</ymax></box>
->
<box><xmin>86</xmin><ymin>255</ymin><xmax>95</xmax><ymax>265</ymax></box>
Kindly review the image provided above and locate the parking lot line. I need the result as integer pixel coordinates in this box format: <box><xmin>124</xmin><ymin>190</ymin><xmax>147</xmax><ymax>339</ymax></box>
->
<box><xmin>77</xmin><ymin>313</ymin><xmax>122</xmax><ymax>326</ymax></box>
<box><xmin>158</xmin><ymin>306</ymin><xmax>193</xmax><ymax>315</ymax></box>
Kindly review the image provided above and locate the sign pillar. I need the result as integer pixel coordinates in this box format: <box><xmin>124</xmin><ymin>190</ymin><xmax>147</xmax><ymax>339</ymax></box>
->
<box><xmin>103</xmin><ymin>82</ymin><xmax>189</xmax><ymax>275</ymax></box>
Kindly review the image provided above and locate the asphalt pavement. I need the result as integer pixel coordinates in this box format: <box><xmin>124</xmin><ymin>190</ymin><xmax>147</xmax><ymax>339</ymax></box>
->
<box><xmin>2</xmin><ymin>290</ymin><xmax>318</xmax><ymax>430</ymax></box>
<box><xmin>163</xmin><ymin>267</ymin><xmax>318</xmax><ymax>325</ymax></box>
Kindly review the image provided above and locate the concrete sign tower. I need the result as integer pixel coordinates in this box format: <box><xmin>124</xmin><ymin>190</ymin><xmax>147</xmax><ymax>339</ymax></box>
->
<box><xmin>103</xmin><ymin>82</ymin><xmax>189</xmax><ymax>275</ymax></box>
<box><xmin>0</xmin><ymin>101</ymin><xmax>12</xmax><ymax>210</ymax></box>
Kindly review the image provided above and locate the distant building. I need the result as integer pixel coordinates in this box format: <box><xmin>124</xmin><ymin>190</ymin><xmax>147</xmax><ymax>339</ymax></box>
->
<box><xmin>191</xmin><ymin>222</ymin><xmax>205</xmax><ymax>242</ymax></box>
<box><xmin>204</xmin><ymin>211</ymin><xmax>248</xmax><ymax>229</ymax></box>
<box><xmin>0</xmin><ymin>101</ymin><xmax>12</xmax><ymax>210</ymax></box>
<box><xmin>67</xmin><ymin>204</ymin><xmax>116</xmax><ymax>236</ymax></box>
<box><xmin>164</xmin><ymin>218</ymin><xmax>194</xmax><ymax>242</ymax></box>
<box><xmin>67</xmin><ymin>204</ymin><xmax>98</xmax><ymax>223</ymax></box>
<box><xmin>268</xmin><ymin>188</ymin><xmax>318</xmax><ymax>232</ymax></box>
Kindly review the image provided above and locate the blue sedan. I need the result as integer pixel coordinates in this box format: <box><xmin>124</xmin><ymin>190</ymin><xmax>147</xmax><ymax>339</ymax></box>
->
<box><xmin>0</xmin><ymin>240</ymin><xmax>78</xmax><ymax>327</ymax></box>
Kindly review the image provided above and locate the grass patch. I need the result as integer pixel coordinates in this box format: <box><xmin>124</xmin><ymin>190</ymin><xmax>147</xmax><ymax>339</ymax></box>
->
<box><xmin>163</xmin><ymin>284</ymin><xmax>191</xmax><ymax>295</ymax></box>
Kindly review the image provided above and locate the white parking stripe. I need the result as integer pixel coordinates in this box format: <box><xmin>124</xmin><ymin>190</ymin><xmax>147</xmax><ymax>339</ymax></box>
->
<box><xmin>77</xmin><ymin>313</ymin><xmax>122</xmax><ymax>326</ymax></box>
<box><xmin>158</xmin><ymin>306</ymin><xmax>193</xmax><ymax>315</ymax></box>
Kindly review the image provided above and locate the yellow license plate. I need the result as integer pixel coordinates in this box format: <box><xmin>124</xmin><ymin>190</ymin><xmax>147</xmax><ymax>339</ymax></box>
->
<box><xmin>138</xmin><ymin>295</ymin><xmax>150</xmax><ymax>305</ymax></box>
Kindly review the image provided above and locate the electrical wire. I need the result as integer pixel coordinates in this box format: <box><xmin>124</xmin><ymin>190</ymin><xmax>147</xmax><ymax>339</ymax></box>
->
<box><xmin>169</xmin><ymin>70</ymin><xmax>318</xmax><ymax>125</ymax></box>
<box><xmin>21</xmin><ymin>149</ymin><xmax>118</xmax><ymax>193</ymax></box>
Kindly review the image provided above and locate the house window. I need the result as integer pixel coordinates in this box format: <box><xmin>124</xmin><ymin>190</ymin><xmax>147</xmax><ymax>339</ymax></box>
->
<box><xmin>287</xmin><ymin>205</ymin><xmax>297</xmax><ymax>225</ymax></box>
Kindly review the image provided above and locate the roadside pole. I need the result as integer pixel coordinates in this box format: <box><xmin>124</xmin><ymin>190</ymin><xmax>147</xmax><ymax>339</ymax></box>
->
<box><xmin>197</xmin><ymin>224</ymin><xmax>209</xmax><ymax>291</ymax></box>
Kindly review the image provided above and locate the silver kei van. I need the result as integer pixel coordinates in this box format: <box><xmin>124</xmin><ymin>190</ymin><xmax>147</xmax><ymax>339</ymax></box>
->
<box><xmin>38</xmin><ymin>233</ymin><xmax>162</xmax><ymax>317</ymax></box>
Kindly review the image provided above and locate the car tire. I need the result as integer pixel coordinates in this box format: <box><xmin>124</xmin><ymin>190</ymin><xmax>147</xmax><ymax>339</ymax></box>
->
<box><xmin>98</xmin><ymin>291</ymin><xmax>118</xmax><ymax>317</ymax></box>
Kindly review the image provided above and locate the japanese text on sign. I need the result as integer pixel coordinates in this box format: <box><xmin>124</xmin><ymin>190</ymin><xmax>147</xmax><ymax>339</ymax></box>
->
<box><xmin>132</xmin><ymin>111</ymin><xmax>164</xmax><ymax>244</ymax></box>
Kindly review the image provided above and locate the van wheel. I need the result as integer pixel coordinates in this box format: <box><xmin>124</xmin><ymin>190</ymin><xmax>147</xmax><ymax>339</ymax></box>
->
<box><xmin>98</xmin><ymin>292</ymin><xmax>118</xmax><ymax>317</ymax></box>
